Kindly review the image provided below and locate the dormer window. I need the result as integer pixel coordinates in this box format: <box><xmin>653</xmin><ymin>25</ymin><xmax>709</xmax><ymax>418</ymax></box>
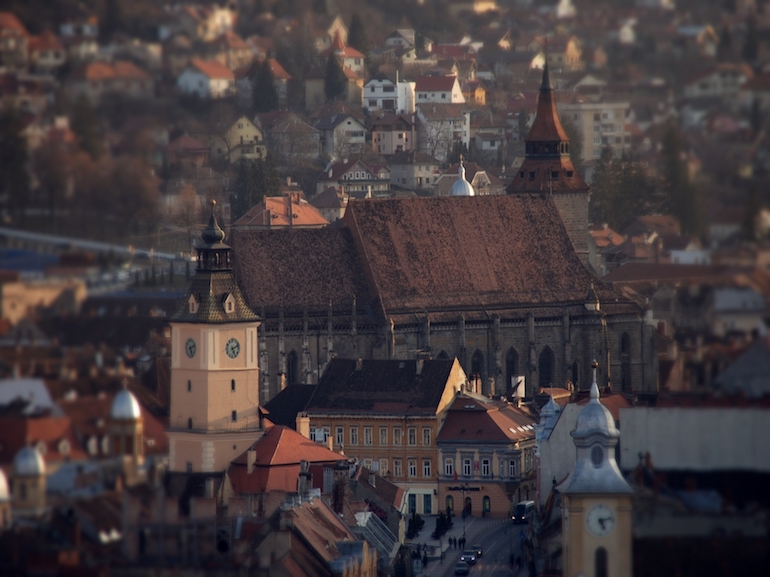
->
<box><xmin>223</xmin><ymin>293</ymin><xmax>236</xmax><ymax>314</ymax></box>
<box><xmin>188</xmin><ymin>295</ymin><xmax>199</xmax><ymax>314</ymax></box>
<box><xmin>529</xmin><ymin>171</ymin><xmax>536</xmax><ymax>180</ymax></box>
<box><xmin>551</xmin><ymin>170</ymin><xmax>559</xmax><ymax>179</ymax></box>
<box><xmin>58</xmin><ymin>439</ymin><xmax>70</xmax><ymax>456</ymax></box>
<box><xmin>566</xmin><ymin>171</ymin><xmax>574</xmax><ymax>178</ymax></box>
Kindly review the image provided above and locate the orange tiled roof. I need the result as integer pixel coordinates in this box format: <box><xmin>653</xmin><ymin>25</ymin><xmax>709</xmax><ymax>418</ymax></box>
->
<box><xmin>75</xmin><ymin>60</ymin><xmax>151</xmax><ymax>81</ymax></box>
<box><xmin>416</xmin><ymin>75</ymin><xmax>457</xmax><ymax>92</ymax></box>
<box><xmin>189</xmin><ymin>57</ymin><xmax>234</xmax><ymax>79</ymax></box>
<box><xmin>28</xmin><ymin>30</ymin><xmax>62</xmax><ymax>51</ymax></box>
<box><xmin>0</xmin><ymin>12</ymin><xmax>28</xmax><ymax>35</ymax></box>
<box><xmin>319</xmin><ymin>30</ymin><xmax>364</xmax><ymax>59</ymax></box>
<box><xmin>234</xmin><ymin>194</ymin><xmax>329</xmax><ymax>228</ymax></box>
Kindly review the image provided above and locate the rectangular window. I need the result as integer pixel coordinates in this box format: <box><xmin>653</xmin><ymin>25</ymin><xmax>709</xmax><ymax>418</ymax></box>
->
<box><xmin>499</xmin><ymin>459</ymin><xmax>505</xmax><ymax>478</ymax></box>
<box><xmin>231</xmin><ymin>379</ymin><xmax>235</xmax><ymax>392</ymax></box>
<box><xmin>394</xmin><ymin>459</ymin><xmax>402</xmax><ymax>477</ymax></box>
<box><xmin>408</xmin><ymin>427</ymin><xmax>417</xmax><ymax>445</ymax></box>
<box><xmin>423</xmin><ymin>459</ymin><xmax>432</xmax><ymax>477</ymax></box>
<box><xmin>445</xmin><ymin>458</ymin><xmax>454</xmax><ymax>476</ymax></box>
<box><xmin>364</xmin><ymin>426</ymin><xmax>373</xmax><ymax>445</ymax></box>
<box><xmin>408</xmin><ymin>460</ymin><xmax>417</xmax><ymax>477</ymax></box>
<box><xmin>231</xmin><ymin>410</ymin><xmax>237</xmax><ymax>422</ymax></box>
<box><xmin>510</xmin><ymin>459</ymin><xmax>518</xmax><ymax>477</ymax></box>
<box><xmin>593</xmin><ymin>113</ymin><xmax>600</xmax><ymax>121</ymax></box>
<box><xmin>379</xmin><ymin>458</ymin><xmax>388</xmax><ymax>473</ymax></box>
<box><xmin>408</xmin><ymin>493</ymin><xmax>416</xmax><ymax>513</ymax></box>
<box><xmin>379</xmin><ymin>426</ymin><xmax>388</xmax><ymax>445</ymax></box>
<box><xmin>350</xmin><ymin>427</ymin><xmax>359</xmax><ymax>445</ymax></box>
<box><xmin>363</xmin><ymin>458</ymin><xmax>372</xmax><ymax>469</ymax></box>
<box><xmin>336</xmin><ymin>427</ymin><xmax>344</xmax><ymax>445</ymax></box>
<box><xmin>481</xmin><ymin>459</ymin><xmax>490</xmax><ymax>476</ymax></box>
<box><xmin>593</xmin><ymin>125</ymin><xmax>600</xmax><ymax>133</ymax></box>
<box><xmin>394</xmin><ymin>427</ymin><xmax>402</xmax><ymax>445</ymax></box>
<box><xmin>463</xmin><ymin>458</ymin><xmax>472</xmax><ymax>476</ymax></box>
<box><xmin>423</xmin><ymin>493</ymin><xmax>432</xmax><ymax>514</ymax></box>
<box><xmin>593</xmin><ymin>137</ymin><xmax>601</xmax><ymax>145</ymax></box>
<box><xmin>422</xmin><ymin>428</ymin><xmax>431</xmax><ymax>446</ymax></box>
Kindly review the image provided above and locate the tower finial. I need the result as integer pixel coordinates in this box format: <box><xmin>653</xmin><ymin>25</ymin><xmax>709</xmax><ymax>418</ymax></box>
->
<box><xmin>541</xmin><ymin>38</ymin><xmax>553</xmax><ymax>91</ymax></box>
<box><xmin>210</xmin><ymin>198</ymin><xmax>217</xmax><ymax>217</ymax></box>
<box><xmin>590</xmin><ymin>359</ymin><xmax>600</xmax><ymax>399</ymax></box>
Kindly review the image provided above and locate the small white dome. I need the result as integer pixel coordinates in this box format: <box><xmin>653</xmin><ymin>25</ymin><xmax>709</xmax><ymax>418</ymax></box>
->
<box><xmin>13</xmin><ymin>446</ymin><xmax>45</xmax><ymax>477</ymax></box>
<box><xmin>450</xmin><ymin>162</ymin><xmax>475</xmax><ymax>196</ymax></box>
<box><xmin>111</xmin><ymin>389</ymin><xmax>141</xmax><ymax>420</ymax></box>
<box><xmin>0</xmin><ymin>469</ymin><xmax>9</xmax><ymax>501</ymax></box>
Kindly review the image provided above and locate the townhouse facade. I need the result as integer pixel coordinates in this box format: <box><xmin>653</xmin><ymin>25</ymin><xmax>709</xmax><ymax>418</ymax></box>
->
<box><xmin>364</xmin><ymin>74</ymin><xmax>416</xmax><ymax>114</ymax></box>
<box><xmin>371</xmin><ymin>114</ymin><xmax>417</xmax><ymax>155</ymax></box>
<box><xmin>558</xmin><ymin>100</ymin><xmax>631</xmax><ymax>161</ymax></box>
<box><xmin>415</xmin><ymin>75</ymin><xmax>465</xmax><ymax>104</ymax></box>
<box><xmin>301</xmin><ymin>358</ymin><xmax>465</xmax><ymax>516</ymax></box>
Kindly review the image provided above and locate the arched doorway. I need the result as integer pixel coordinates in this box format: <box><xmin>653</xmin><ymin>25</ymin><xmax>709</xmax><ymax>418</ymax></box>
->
<box><xmin>446</xmin><ymin>495</ymin><xmax>454</xmax><ymax>515</ymax></box>
<box><xmin>595</xmin><ymin>547</ymin><xmax>608</xmax><ymax>577</ymax></box>
<box><xmin>464</xmin><ymin>496</ymin><xmax>472</xmax><ymax>516</ymax></box>
<box><xmin>482</xmin><ymin>496</ymin><xmax>491</xmax><ymax>515</ymax></box>
<box><xmin>538</xmin><ymin>347</ymin><xmax>554</xmax><ymax>388</ymax></box>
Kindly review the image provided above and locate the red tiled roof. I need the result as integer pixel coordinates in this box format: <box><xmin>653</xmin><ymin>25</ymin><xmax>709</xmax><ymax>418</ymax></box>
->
<box><xmin>269</xmin><ymin>58</ymin><xmax>291</xmax><ymax>80</ymax></box>
<box><xmin>415</xmin><ymin>75</ymin><xmax>457</xmax><ymax>92</ymax></box>
<box><xmin>167</xmin><ymin>134</ymin><xmax>207</xmax><ymax>152</ymax></box>
<box><xmin>525</xmin><ymin>66</ymin><xmax>569</xmax><ymax>142</ymax></box>
<box><xmin>189</xmin><ymin>57</ymin><xmax>234</xmax><ymax>79</ymax></box>
<box><xmin>234</xmin><ymin>194</ymin><xmax>329</xmax><ymax>228</ymax></box>
<box><xmin>0</xmin><ymin>414</ymin><xmax>87</xmax><ymax>466</ymax></box>
<box><xmin>212</xmin><ymin>30</ymin><xmax>249</xmax><ymax>50</ymax></box>
<box><xmin>436</xmin><ymin>394</ymin><xmax>537</xmax><ymax>443</ymax></box>
<box><xmin>73</xmin><ymin>60</ymin><xmax>151</xmax><ymax>81</ymax></box>
<box><xmin>0</xmin><ymin>12</ymin><xmax>27</xmax><ymax>35</ymax></box>
<box><xmin>319</xmin><ymin>30</ymin><xmax>364</xmax><ymax>59</ymax></box>
<box><xmin>28</xmin><ymin>30</ymin><xmax>62</xmax><ymax>51</ymax></box>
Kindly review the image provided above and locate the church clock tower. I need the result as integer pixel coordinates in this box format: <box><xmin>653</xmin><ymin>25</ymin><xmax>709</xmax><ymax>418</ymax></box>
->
<box><xmin>167</xmin><ymin>203</ymin><xmax>263</xmax><ymax>473</ymax></box>
<box><xmin>506</xmin><ymin>61</ymin><xmax>590</xmax><ymax>265</ymax></box>
<box><xmin>557</xmin><ymin>361</ymin><xmax>634</xmax><ymax>577</ymax></box>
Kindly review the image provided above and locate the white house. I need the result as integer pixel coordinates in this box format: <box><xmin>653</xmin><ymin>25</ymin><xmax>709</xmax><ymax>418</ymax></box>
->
<box><xmin>177</xmin><ymin>58</ymin><xmax>234</xmax><ymax>99</ymax></box>
<box><xmin>415</xmin><ymin>75</ymin><xmax>465</xmax><ymax>104</ymax></box>
<box><xmin>683</xmin><ymin>63</ymin><xmax>753</xmax><ymax>102</ymax></box>
<box><xmin>314</xmin><ymin>113</ymin><xmax>368</xmax><ymax>160</ymax></box>
<box><xmin>416</xmin><ymin>103</ymin><xmax>470</xmax><ymax>162</ymax></box>
<box><xmin>364</xmin><ymin>73</ymin><xmax>416</xmax><ymax>114</ymax></box>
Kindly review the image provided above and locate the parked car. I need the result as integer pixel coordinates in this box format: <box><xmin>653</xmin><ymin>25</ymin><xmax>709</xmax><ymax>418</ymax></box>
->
<box><xmin>454</xmin><ymin>561</ymin><xmax>470</xmax><ymax>575</ymax></box>
<box><xmin>470</xmin><ymin>544</ymin><xmax>483</xmax><ymax>558</ymax></box>
<box><xmin>512</xmin><ymin>500</ymin><xmax>535</xmax><ymax>524</ymax></box>
<box><xmin>460</xmin><ymin>550</ymin><xmax>477</xmax><ymax>565</ymax></box>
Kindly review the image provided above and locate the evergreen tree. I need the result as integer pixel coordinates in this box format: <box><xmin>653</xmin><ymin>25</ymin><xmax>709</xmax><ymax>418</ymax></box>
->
<box><xmin>101</xmin><ymin>0</ymin><xmax>124</xmax><ymax>43</ymax></box>
<box><xmin>743</xmin><ymin>14</ymin><xmax>759</xmax><ymax>63</ymax></box>
<box><xmin>659</xmin><ymin>124</ymin><xmax>704</xmax><ymax>237</ymax></box>
<box><xmin>252</xmin><ymin>59</ymin><xmax>279</xmax><ymax>113</ymax></box>
<box><xmin>230</xmin><ymin>159</ymin><xmax>258</xmax><ymax>223</ymax></box>
<box><xmin>588</xmin><ymin>147</ymin><xmax>617</xmax><ymax>225</ymax></box>
<box><xmin>348</xmin><ymin>12</ymin><xmax>370</xmax><ymax>56</ymax></box>
<box><xmin>324</xmin><ymin>56</ymin><xmax>347</xmax><ymax>102</ymax></box>
<box><xmin>0</xmin><ymin>108</ymin><xmax>30</xmax><ymax>222</ymax></box>
<box><xmin>71</xmin><ymin>94</ymin><xmax>103</xmax><ymax>160</ymax></box>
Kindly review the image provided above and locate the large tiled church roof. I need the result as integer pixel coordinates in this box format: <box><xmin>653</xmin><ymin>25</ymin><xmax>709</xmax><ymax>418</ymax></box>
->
<box><xmin>232</xmin><ymin>195</ymin><xmax>637</xmax><ymax>320</ymax></box>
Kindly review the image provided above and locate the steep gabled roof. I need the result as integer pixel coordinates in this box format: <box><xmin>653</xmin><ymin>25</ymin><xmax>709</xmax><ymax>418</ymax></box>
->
<box><xmin>0</xmin><ymin>12</ymin><xmax>27</xmax><ymax>35</ymax></box>
<box><xmin>263</xmin><ymin>385</ymin><xmax>318</xmax><ymax>428</ymax></box>
<box><xmin>415</xmin><ymin>75</ymin><xmax>458</xmax><ymax>92</ymax></box>
<box><xmin>436</xmin><ymin>393</ymin><xmax>537</xmax><ymax>443</ymax></box>
<box><xmin>232</xmin><ymin>425</ymin><xmax>344</xmax><ymax>466</ymax></box>
<box><xmin>319</xmin><ymin>30</ymin><xmax>364</xmax><ymax>59</ymax></box>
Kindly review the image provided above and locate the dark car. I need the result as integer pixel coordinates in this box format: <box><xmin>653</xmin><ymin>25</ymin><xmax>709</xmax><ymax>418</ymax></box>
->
<box><xmin>470</xmin><ymin>544</ymin><xmax>483</xmax><ymax>558</ymax></box>
<box><xmin>454</xmin><ymin>561</ymin><xmax>470</xmax><ymax>576</ymax></box>
<box><xmin>460</xmin><ymin>550</ymin><xmax>477</xmax><ymax>565</ymax></box>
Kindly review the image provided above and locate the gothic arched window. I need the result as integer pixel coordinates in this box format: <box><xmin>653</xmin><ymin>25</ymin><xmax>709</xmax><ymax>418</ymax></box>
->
<box><xmin>538</xmin><ymin>347</ymin><xmax>554</xmax><ymax>388</ymax></box>
<box><xmin>620</xmin><ymin>333</ymin><xmax>631</xmax><ymax>391</ymax></box>
<box><xmin>506</xmin><ymin>348</ymin><xmax>519</xmax><ymax>392</ymax></box>
<box><xmin>287</xmin><ymin>350</ymin><xmax>298</xmax><ymax>384</ymax></box>
<box><xmin>471</xmin><ymin>349</ymin><xmax>484</xmax><ymax>377</ymax></box>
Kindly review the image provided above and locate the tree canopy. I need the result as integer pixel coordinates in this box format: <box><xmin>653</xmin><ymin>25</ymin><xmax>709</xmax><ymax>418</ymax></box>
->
<box><xmin>324</xmin><ymin>56</ymin><xmax>348</xmax><ymax>103</ymax></box>
<box><xmin>251</xmin><ymin>59</ymin><xmax>279</xmax><ymax>114</ymax></box>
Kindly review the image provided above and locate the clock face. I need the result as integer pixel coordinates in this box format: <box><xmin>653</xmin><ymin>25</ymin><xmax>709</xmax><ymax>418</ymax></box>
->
<box><xmin>225</xmin><ymin>337</ymin><xmax>241</xmax><ymax>359</ymax></box>
<box><xmin>185</xmin><ymin>338</ymin><xmax>196</xmax><ymax>358</ymax></box>
<box><xmin>585</xmin><ymin>504</ymin><xmax>615</xmax><ymax>538</ymax></box>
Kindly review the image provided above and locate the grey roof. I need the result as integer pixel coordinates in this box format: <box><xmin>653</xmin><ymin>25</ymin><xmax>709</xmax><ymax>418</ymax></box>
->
<box><xmin>170</xmin><ymin>270</ymin><xmax>259</xmax><ymax>323</ymax></box>
<box><xmin>306</xmin><ymin>358</ymin><xmax>459</xmax><ymax>414</ymax></box>
<box><xmin>263</xmin><ymin>384</ymin><xmax>317</xmax><ymax>428</ymax></box>
<box><xmin>387</xmin><ymin>150</ymin><xmax>440</xmax><ymax>165</ymax></box>
<box><xmin>713</xmin><ymin>339</ymin><xmax>770</xmax><ymax>398</ymax></box>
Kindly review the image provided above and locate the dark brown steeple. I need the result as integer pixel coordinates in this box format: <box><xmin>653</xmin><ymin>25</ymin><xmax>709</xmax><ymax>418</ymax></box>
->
<box><xmin>506</xmin><ymin>61</ymin><xmax>590</xmax><ymax>264</ymax></box>
<box><xmin>507</xmin><ymin>63</ymin><xmax>587</xmax><ymax>193</ymax></box>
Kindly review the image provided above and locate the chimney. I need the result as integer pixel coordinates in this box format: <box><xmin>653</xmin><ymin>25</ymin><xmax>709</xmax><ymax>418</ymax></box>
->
<box><xmin>326</xmin><ymin>436</ymin><xmax>334</xmax><ymax>451</ymax></box>
<box><xmin>298</xmin><ymin>460</ymin><xmax>311</xmax><ymax>496</ymax></box>
<box><xmin>247</xmin><ymin>449</ymin><xmax>257</xmax><ymax>474</ymax></box>
<box><xmin>296</xmin><ymin>412</ymin><xmax>311</xmax><ymax>438</ymax></box>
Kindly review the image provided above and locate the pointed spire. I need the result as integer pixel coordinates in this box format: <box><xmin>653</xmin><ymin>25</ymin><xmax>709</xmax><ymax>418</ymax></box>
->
<box><xmin>590</xmin><ymin>359</ymin><xmax>600</xmax><ymax>399</ymax></box>
<box><xmin>541</xmin><ymin>38</ymin><xmax>553</xmax><ymax>90</ymax></box>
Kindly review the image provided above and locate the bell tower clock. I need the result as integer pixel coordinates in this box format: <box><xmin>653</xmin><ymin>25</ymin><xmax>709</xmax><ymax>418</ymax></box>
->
<box><xmin>166</xmin><ymin>202</ymin><xmax>263</xmax><ymax>473</ymax></box>
<box><xmin>557</xmin><ymin>361</ymin><xmax>634</xmax><ymax>577</ymax></box>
